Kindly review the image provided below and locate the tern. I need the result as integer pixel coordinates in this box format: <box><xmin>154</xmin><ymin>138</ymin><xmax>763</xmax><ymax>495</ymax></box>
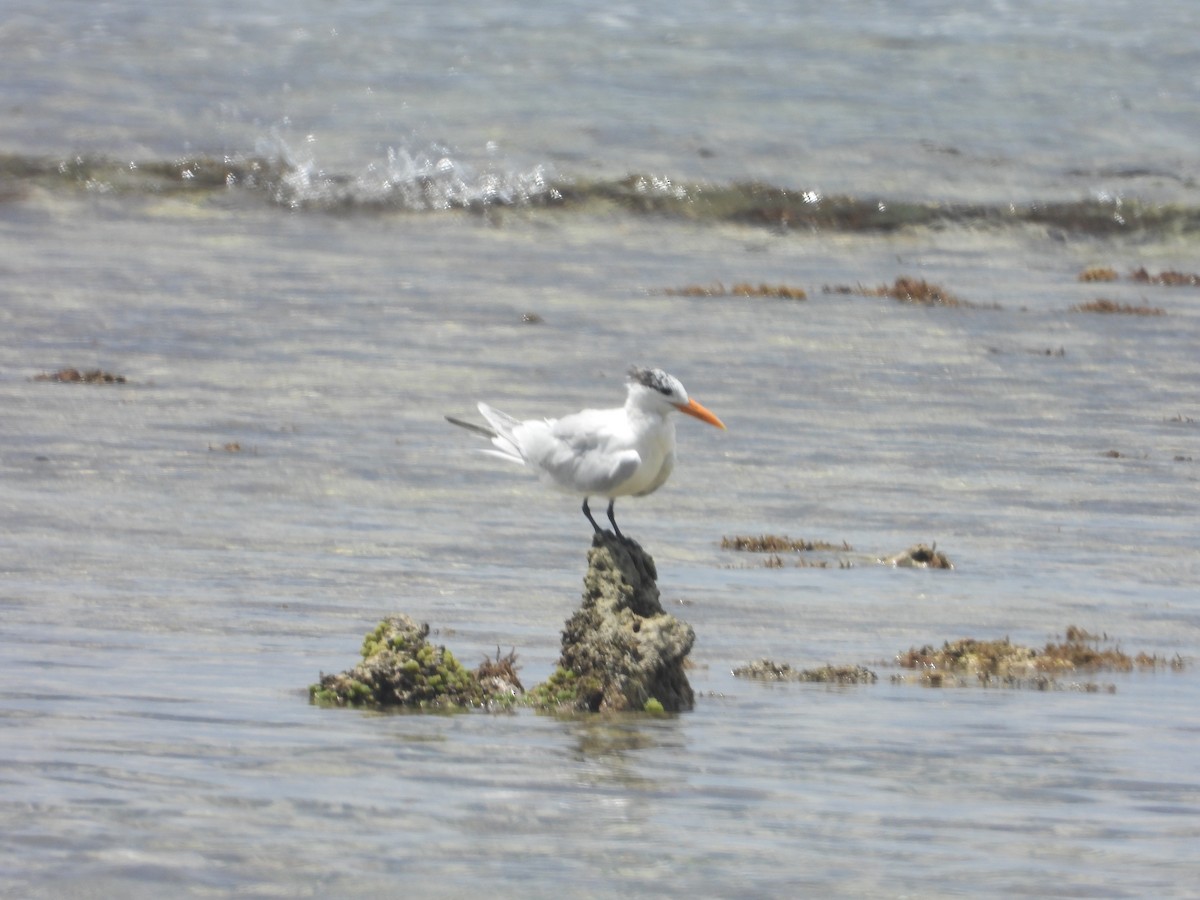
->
<box><xmin>446</xmin><ymin>366</ymin><xmax>726</xmax><ymax>538</ymax></box>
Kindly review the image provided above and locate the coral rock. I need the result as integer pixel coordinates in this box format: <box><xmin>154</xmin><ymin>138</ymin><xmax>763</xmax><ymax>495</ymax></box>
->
<box><xmin>542</xmin><ymin>532</ymin><xmax>695</xmax><ymax>713</ymax></box>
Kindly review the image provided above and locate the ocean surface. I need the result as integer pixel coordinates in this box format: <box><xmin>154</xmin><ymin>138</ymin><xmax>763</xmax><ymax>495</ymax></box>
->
<box><xmin>2</xmin><ymin>0</ymin><xmax>1198</xmax><ymax>896</ymax></box>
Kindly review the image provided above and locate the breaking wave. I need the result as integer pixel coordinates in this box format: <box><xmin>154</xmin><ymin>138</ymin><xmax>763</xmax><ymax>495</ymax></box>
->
<box><xmin>3</xmin><ymin>148</ymin><xmax>1199</xmax><ymax>237</ymax></box>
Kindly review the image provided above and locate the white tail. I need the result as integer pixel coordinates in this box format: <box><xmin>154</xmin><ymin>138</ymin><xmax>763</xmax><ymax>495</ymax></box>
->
<box><xmin>476</xmin><ymin>403</ymin><xmax>526</xmax><ymax>463</ymax></box>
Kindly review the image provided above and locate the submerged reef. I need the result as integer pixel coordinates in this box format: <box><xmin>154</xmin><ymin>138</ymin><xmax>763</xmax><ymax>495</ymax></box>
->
<box><xmin>530</xmin><ymin>532</ymin><xmax>696</xmax><ymax>713</ymax></box>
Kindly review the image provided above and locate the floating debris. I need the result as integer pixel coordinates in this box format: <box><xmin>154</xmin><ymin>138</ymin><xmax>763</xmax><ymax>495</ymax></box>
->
<box><xmin>883</xmin><ymin>543</ymin><xmax>954</xmax><ymax>569</ymax></box>
<box><xmin>1130</xmin><ymin>267</ymin><xmax>1200</xmax><ymax>286</ymax></box>
<box><xmin>34</xmin><ymin>367</ymin><xmax>127</xmax><ymax>384</ymax></box>
<box><xmin>733</xmin><ymin>659</ymin><xmax>877</xmax><ymax>684</ymax></box>
<box><xmin>1070</xmin><ymin>299</ymin><xmax>1165</xmax><ymax>315</ymax></box>
<box><xmin>1078</xmin><ymin>266</ymin><xmax>1119</xmax><ymax>282</ymax></box>
<box><xmin>987</xmin><ymin>345</ymin><xmax>1066</xmax><ymax>356</ymax></box>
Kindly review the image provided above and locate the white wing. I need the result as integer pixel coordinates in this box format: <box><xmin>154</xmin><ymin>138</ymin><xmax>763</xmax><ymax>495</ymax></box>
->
<box><xmin>508</xmin><ymin>408</ymin><xmax>640</xmax><ymax>496</ymax></box>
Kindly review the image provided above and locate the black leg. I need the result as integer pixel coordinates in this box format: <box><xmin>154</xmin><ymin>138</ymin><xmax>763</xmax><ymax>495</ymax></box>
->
<box><xmin>582</xmin><ymin>498</ymin><xmax>603</xmax><ymax>534</ymax></box>
<box><xmin>606</xmin><ymin>499</ymin><xmax>624</xmax><ymax>540</ymax></box>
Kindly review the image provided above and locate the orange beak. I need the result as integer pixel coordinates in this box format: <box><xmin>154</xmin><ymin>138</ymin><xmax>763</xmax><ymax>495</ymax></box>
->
<box><xmin>676</xmin><ymin>397</ymin><xmax>727</xmax><ymax>430</ymax></box>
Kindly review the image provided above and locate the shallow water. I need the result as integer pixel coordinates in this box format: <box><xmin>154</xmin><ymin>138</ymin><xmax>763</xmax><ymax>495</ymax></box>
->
<box><xmin>3</xmin><ymin>0</ymin><xmax>1200</xmax><ymax>896</ymax></box>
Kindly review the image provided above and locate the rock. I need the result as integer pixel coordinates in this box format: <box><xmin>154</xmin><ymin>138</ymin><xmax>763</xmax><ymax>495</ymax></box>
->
<box><xmin>312</xmin><ymin>536</ymin><xmax>698</xmax><ymax>714</ymax></box>
<box><xmin>531</xmin><ymin>532</ymin><xmax>696</xmax><ymax>713</ymax></box>
<box><xmin>310</xmin><ymin>614</ymin><xmax>519</xmax><ymax>709</ymax></box>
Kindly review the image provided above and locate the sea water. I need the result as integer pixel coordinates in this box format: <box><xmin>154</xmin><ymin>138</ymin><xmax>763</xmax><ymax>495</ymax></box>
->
<box><xmin>1</xmin><ymin>1</ymin><xmax>1198</xmax><ymax>896</ymax></box>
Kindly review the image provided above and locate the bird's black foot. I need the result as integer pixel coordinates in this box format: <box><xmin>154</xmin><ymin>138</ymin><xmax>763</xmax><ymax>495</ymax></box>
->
<box><xmin>582</xmin><ymin>498</ymin><xmax>605</xmax><ymax>535</ymax></box>
<box><xmin>583</xmin><ymin>498</ymin><xmax>631</xmax><ymax>543</ymax></box>
<box><xmin>605</xmin><ymin>499</ymin><xmax>626</xmax><ymax>542</ymax></box>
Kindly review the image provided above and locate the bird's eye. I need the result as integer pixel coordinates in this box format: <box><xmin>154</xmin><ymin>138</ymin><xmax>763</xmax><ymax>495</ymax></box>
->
<box><xmin>656</xmin><ymin>385</ymin><xmax>672</xmax><ymax>396</ymax></box>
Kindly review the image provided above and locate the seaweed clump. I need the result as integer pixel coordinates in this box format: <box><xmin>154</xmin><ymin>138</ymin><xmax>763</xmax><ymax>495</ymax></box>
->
<box><xmin>1070</xmin><ymin>299</ymin><xmax>1165</xmax><ymax>315</ymax></box>
<box><xmin>877</xmin><ymin>276</ymin><xmax>964</xmax><ymax>306</ymax></box>
<box><xmin>721</xmin><ymin>534</ymin><xmax>854</xmax><ymax>569</ymax></box>
<box><xmin>529</xmin><ymin>532</ymin><xmax>695</xmax><ymax>714</ymax></box>
<box><xmin>894</xmin><ymin>626</ymin><xmax>1181</xmax><ymax>690</ymax></box>
<box><xmin>1130</xmin><ymin>267</ymin><xmax>1200</xmax><ymax>286</ymax></box>
<box><xmin>823</xmin><ymin>276</ymin><xmax>983</xmax><ymax>308</ymax></box>
<box><xmin>733</xmin><ymin>659</ymin><xmax>877</xmax><ymax>684</ymax></box>
<box><xmin>310</xmin><ymin>615</ymin><xmax>520</xmax><ymax>709</ymax></box>
<box><xmin>659</xmin><ymin>281</ymin><xmax>806</xmax><ymax>300</ymax></box>
<box><xmin>1076</xmin><ymin>267</ymin><xmax>1200</xmax><ymax>286</ymax></box>
<box><xmin>34</xmin><ymin>367</ymin><xmax>127</xmax><ymax>383</ymax></box>
<box><xmin>475</xmin><ymin>647</ymin><xmax>524</xmax><ymax>696</ymax></box>
<box><xmin>722</xmin><ymin>534</ymin><xmax>850</xmax><ymax>553</ymax></box>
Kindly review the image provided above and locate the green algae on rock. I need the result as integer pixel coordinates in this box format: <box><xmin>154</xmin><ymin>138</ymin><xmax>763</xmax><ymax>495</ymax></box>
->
<box><xmin>311</xmin><ymin>536</ymin><xmax>694</xmax><ymax>715</ymax></box>
<box><xmin>310</xmin><ymin>614</ymin><xmax>521</xmax><ymax>710</ymax></box>
<box><xmin>531</xmin><ymin>532</ymin><xmax>696</xmax><ymax>714</ymax></box>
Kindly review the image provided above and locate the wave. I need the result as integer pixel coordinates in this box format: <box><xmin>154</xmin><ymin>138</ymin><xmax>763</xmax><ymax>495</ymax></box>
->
<box><xmin>3</xmin><ymin>150</ymin><xmax>1198</xmax><ymax>237</ymax></box>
